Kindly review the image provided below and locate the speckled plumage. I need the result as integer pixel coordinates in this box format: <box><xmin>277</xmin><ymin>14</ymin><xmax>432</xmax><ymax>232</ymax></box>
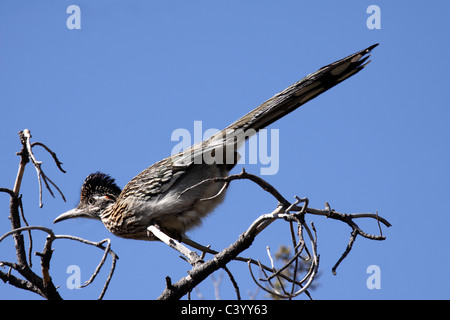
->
<box><xmin>55</xmin><ymin>44</ymin><xmax>378</xmax><ymax>240</ymax></box>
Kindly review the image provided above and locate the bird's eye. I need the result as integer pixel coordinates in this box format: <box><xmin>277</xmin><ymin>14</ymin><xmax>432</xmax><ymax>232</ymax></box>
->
<box><xmin>88</xmin><ymin>198</ymin><xmax>96</xmax><ymax>205</ymax></box>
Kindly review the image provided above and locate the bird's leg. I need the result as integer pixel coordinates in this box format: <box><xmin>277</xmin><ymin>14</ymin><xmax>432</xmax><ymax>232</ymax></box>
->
<box><xmin>147</xmin><ymin>225</ymin><xmax>203</xmax><ymax>266</ymax></box>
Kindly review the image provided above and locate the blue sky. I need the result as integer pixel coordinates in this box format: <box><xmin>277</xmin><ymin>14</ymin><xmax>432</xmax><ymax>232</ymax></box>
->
<box><xmin>1</xmin><ymin>1</ymin><xmax>449</xmax><ymax>300</ymax></box>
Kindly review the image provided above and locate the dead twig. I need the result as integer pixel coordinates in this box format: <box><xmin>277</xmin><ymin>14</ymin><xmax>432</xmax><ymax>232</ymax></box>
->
<box><xmin>52</xmin><ymin>235</ymin><xmax>118</xmax><ymax>300</ymax></box>
<box><xmin>159</xmin><ymin>168</ymin><xmax>390</xmax><ymax>300</ymax></box>
<box><xmin>0</xmin><ymin>226</ymin><xmax>118</xmax><ymax>300</ymax></box>
<box><xmin>1</xmin><ymin>129</ymin><xmax>116</xmax><ymax>299</ymax></box>
<box><xmin>20</xmin><ymin>129</ymin><xmax>66</xmax><ymax>207</ymax></box>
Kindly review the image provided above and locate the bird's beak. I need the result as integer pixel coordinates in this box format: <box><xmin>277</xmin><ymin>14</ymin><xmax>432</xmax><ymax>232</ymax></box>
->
<box><xmin>53</xmin><ymin>208</ymin><xmax>95</xmax><ymax>224</ymax></box>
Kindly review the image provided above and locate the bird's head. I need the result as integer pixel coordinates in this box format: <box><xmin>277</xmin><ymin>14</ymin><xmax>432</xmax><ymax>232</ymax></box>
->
<box><xmin>54</xmin><ymin>172</ymin><xmax>122</xmax><ymax>224</ymax></box>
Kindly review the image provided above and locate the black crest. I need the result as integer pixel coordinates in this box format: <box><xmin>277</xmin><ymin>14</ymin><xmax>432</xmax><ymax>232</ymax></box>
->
<box><xmin>81</xmin><ymin>172</ymin><xmax>122</xmax><ymax>202</ymax></box>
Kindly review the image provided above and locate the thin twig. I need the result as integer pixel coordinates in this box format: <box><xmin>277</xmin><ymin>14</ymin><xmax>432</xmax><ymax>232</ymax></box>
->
<box><xmin>79</xmin><ymin>239</ymin><xmax>112</xmax><ymax>288</ymax></box>
<box><xmin>222</xmin><ymin>265</ymin><xmax>241</xmax><ymax>300</ymax></box>
<box><xmin>20</xmin><ymin>129</ymin><xmax>66</xmax><ymax>207</ymax></box>
<box><xmin>181</xmin><ymin>236</ymin><xmax>306</xmax><ymax>288</ymax></box>
<box><xmin>200</xmin><ymin>181</ymin><xmax>229</xmax><ymax>201</ymax></box>
<box><xmin>0</xmin><ymin>226</ymin><xmax>118</xmax><ymax>299</ymax></box>
<box><xmin>0</xmin><ymin>226</ymin><xmax>55</xmax><ymax>243</ymax></box>
<box><xmin>52</xmin><ymin>235</ymin><xmax>119</xmax><ymax>299</ymax></box>
<box><xmin>158</xmin><ymin>166</ymin><xmax>390</xmax><ymax>299</ymax></box>
<box><xmin>332</xmin><ymin>230</ymin><xmax>358</xmax><ymax>275</ymax></box>
<box><xmin>0</xmin><ymin>130</ymin><xmax>121</xmax><ymax>300</ymax></box>
<box><xmin>31</xmin><ymin>142</ymin><xmax>66</xmax><ymax>173</ymax></box>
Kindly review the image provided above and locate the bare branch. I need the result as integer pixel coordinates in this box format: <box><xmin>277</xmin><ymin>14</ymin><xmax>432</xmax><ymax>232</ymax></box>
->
<box><xmin>1</xmin><ymin>129</ymin><xmax>116</xmax><ymax>300</ymax></box>
<box><xmin>0</xmin><ymin>267</ymin><xmax>44</xmax><ymax>297</ymax></box>
<box><xmin>0</xmin><ymin>226</ymin><xmax>55</xmax><ymax>243</ymax></box>
<box><xmin>332</xmin><ymin>230</ymin><xmax>358</xmax><ymax>275</ymax></box>
<box><xmin>52</xmin><ymin>235</ymin><xmax>119</xmax><ymax>299</ymax></box>
<box><xmin>181</xmin><ymin>236</ymin><xmax>308</xmax><ymax>290</ymax></box>
<box><xmin>222</xmin><ymin>265</ymin><xmax>240</xmax><ymax>300</ymax></box>
<box><xmin>148</xmin><ymin>225</ymin><xmax>202</xmax><ymax>266</ymax></box>
<box><xmin>158</xmin><ymin>169</ymin><xmax>389</xmax><ymax>300</ymax></box>
<box><xmin>1</xmin><ymin>131</ymin><xmax>63</xmax><ymax>299</ymax></box>
<box><xmin>19</xmin><ymin>129</ymin><xmax>66</xmax><ymax>207</ymax></box>
<box><xmin>31</xmin><ymin>142</ymin><xmax>66</xmax><ymax>173</ymax></box>
<box><xmin>78</xmin><ymin>239</ymin><xmax>112</xmax><ymax>288</ymax></box>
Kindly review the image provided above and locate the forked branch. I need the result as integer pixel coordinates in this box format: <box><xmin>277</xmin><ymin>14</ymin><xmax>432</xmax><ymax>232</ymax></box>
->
<box><xmin>158</xmin><ymin>168</ymin><xmax>390</xmax><ymax>300</ymax></box>
<box><xmin>17</xmin><ymin>129</ymin><xmax>66</xmax><ymax>207</ymax></box>
<box><xmin>1</xmin><ymin>129</ymin><xmax>117</xmax><ymax>299</ymax></box>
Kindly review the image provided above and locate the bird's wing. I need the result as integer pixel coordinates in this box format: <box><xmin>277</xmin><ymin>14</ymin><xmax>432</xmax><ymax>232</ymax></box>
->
<box><xmin>120</xmin><ymin>157</ymin><xmax>186</xmax><ymax>200</ymax></box>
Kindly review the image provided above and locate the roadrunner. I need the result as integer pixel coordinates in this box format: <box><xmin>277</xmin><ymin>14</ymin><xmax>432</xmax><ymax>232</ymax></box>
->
<box><xmin>54</xmin><ymin>44</ymin><xmax>378</xmax><ymax>241</ymax></box>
